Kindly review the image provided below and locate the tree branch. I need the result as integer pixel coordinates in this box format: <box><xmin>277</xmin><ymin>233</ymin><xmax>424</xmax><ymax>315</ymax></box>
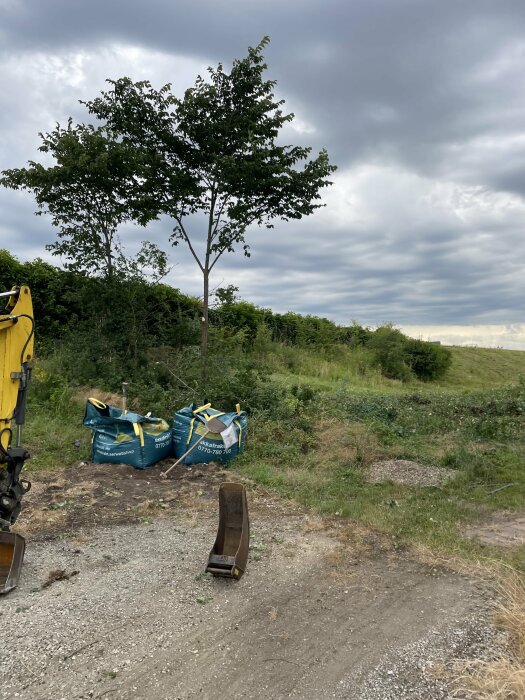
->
<box><xmin>175</xmin><ymin>216</ymin><xmax>204</xmax><ymax>273</ymax></box>
<box><xmin>209</xmin><ymin>246</ymin><xmax>227</xmax><ymax>272</ymax></box>
<box><xmin>207</xmin><ymin>184</ymin><xmax>217</xmax><ymax>255</ymax></box>
<box><xmin>210</xmin><ymin>196</ymin><xmax>228</xmax><ymax>242</ymax></box>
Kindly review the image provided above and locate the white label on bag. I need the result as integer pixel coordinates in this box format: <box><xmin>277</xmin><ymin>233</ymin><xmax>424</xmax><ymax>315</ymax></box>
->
<box><xmin>220</xmin><ymin>424</ymin><xmax>237</xmax><ymax>449</ymax></box>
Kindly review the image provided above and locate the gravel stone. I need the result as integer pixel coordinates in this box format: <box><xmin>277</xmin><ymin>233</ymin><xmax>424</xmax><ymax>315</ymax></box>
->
<box><xmin>367</xmin><ymin>459</ymin><xmax>456</xmax><ymax>487</ymax></box>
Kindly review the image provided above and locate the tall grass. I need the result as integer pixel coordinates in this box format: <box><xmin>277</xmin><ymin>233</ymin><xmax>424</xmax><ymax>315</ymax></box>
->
<box><xmin>25</xmin><ymin>366</ymin><xmax>90</xmax><ymax>472</ymax></box>
<box><xmin>268</xmin><ymin>343</ymin><xmax>402</xmax><ymax>391</ymax></box>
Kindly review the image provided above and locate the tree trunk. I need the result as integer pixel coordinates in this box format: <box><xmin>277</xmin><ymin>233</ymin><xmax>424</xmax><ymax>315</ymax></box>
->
<box><xmin>102</xmin><ymin>225</ymin><xmax>114</xmax><ymax>281</ymax></box>
<box><xmin>200</xmin><ymin>207</ymin><xmax>214</xmax><ymax>390</ymax></box>
<box><xmin>200</xmin><ymin>268</ymin><xmax>209</xmax><ymax>388</ymax></box>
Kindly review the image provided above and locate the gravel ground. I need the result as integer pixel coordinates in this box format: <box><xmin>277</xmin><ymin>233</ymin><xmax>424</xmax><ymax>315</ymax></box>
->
<box><xmin>367</xmin><ymin>459</ymin><xmax>456</xmax><ymax>487</ymax></box>
<box><xmin>1</xmin><ymin>501</ymin><xmax>494</xmax><ymax>699</ymax></box>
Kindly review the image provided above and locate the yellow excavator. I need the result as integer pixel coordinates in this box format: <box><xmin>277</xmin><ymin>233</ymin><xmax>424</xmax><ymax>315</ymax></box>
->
<box><xmin>0</xmin><ymin>286</ymin><xmax>34</xmax><ymax>593</ymax></box>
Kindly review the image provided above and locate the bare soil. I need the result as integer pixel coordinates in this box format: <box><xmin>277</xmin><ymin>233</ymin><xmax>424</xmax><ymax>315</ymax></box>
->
<box><xmin>1</xmin><ymin>460</ymin><xmax>498</xmax><ymax>699</ymax></box>
<box><xmin>464</xmin><ymin>513</ymin><xmax>525</xmax><ymax>547</ymax></box>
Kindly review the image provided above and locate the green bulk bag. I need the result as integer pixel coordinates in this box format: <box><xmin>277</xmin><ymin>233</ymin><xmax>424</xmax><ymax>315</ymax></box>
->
<box><xmin>172</xmin><ymin>402</ymin><xmax>247</xmax><ymax>465</ymax></box>
<box><xmin>83</xmin><ymin>398</ymin><xmax>172</xmax><ymax>469</ymax></box>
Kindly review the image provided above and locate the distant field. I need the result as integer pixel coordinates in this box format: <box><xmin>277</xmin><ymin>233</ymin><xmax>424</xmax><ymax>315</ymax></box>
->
<box><xmin>437</xmin><ymin>345</ymin><xmax>525</xmax><ymax>389</ymax></box>
<box><xmin>270</xmin><ymin>343</ymin><xmax>525</xmax><ymax>393</ymax></box>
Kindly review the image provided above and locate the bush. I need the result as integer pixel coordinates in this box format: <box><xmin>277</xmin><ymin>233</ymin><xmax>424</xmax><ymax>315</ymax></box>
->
<box><xmin>404</xmin><ymin>339</ymin><xmax>452</xmax><ymax>381</ymax></box>
<box><xmin>367</xmin><ymin>326</ymin><xmax>413</xmax><ymax>381</ymax></box>
<box><xmin>366</xmin><ymin>326</ymin><xmax>451</xmax><ymax>382</ymax></box>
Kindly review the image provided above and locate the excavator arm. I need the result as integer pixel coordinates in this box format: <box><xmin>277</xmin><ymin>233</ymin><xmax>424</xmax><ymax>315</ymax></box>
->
<box><xmin>0</xmin><ymin>285</ymin><xmax>34</xmax><ymax>592</ymax></box>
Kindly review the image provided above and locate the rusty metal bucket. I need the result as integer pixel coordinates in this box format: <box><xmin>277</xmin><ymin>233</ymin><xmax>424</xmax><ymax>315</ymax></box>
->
<box><xmin>206</xmin><ymin>483</ymin><xmax>249</xmax><ymax>580</ymax></box>
<box><xmin>0</xmin><ymin>531</ymin><xmax>25</xmax><ymax>594</ymax></box>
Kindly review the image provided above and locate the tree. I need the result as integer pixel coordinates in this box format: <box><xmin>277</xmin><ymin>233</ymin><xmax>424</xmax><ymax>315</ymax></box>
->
<box><xmin>84</xmin><ymin>37</ymin><xmax>336</xmax><ymax>380</ymax></box>
<box><xmin>1</xmin><ymin>120</ymin><xmax>167</xmax><ymax>281</ymax></box>
<box><xmin>215</xmin><ymin>284</ymin><xmax>240</xmax><ymax>306</ymax></box>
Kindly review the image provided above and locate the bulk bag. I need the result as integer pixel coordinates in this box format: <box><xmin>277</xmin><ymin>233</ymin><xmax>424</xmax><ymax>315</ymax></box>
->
<box><xmin>172</xmin><ymin>402</ymin><xmax>247</xmax><ymax>465</ymax></box>
<box><xmin>83</xmin><ymin>398</ymin><xmax>172</xmax><ymax>469</ymax></box>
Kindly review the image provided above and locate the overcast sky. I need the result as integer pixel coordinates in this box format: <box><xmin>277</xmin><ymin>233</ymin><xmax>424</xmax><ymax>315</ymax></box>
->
<box><xmin>2</xmin><ymin>0</ymin><xmax>525</xmax><ymax>347</ymax></box>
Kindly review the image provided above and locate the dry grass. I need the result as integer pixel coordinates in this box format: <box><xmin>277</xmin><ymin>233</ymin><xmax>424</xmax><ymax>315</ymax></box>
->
<box><xmin>454</xmin><ymin>569</ymin><xmax>525</xmax><ymax>699</ymax></box>
<box><xmin>301</xmin><ymin>515</ymin><xmax>329</xmax><ymax>535</ymax></box>
<box><xmin>314</xmin><ymin>419</ymin><xmax>380</xmax><ymax>470</ymax></box>
<box><xmin>496</xmin><ymin>570</ymin><xmax>525</xmax><ymax>659</ymax></box>
<box><xmin>76</xmin><ymin>387</ymin><xmax>124</xmax><ymax>408</ymax></box>
<box><xmin>455</xmin><ymin>659</ymin><xmax>525</xmax><ymax>699</ymax></box>
<box><xmin>268</xmin><ymin>606</ymin><xmax>278</xmax><ymax>621</ymax></box>
<box><xmin>176</xmin><ymin>508</ymin><xmax>200</xmax><ymax>528</ymax></box>
<box><xmin>16</xmin><ymin>504</ymin><xmax>68</xmax><ymax>537</ymax></box>
<box><xmin>410</xmin><ymin>542</ymin><xmax>498</xmax><ymax>578</ymax></box>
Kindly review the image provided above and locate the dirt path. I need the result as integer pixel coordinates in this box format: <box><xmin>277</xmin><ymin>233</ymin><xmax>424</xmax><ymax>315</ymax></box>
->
<box><xmin>1</xmin><ymin>462</ymin><xmax>495</xmax><ymax>699</ymax></box>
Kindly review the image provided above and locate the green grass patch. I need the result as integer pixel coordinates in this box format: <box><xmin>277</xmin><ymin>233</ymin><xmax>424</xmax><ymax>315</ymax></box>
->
<box><xmin>24</xmin><ymin>378</ymin><xmax>89</xmax><ymax>473</ymax></box>
<box><xmin>437</xmin><ymin>346</ymin><xmax>525</xmax><ymax>389</ymax></box>
<box><xmin>236</xmin><ymin>381</ymin><xmax>525</xmax><ymax>569</ymax></box>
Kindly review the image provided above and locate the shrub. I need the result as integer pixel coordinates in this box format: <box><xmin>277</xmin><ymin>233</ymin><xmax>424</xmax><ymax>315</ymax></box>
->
<box><xmin>404</xmin><ymin>339</ymin><xmax>452</xmax><ymax>381</ymax></box>
<box><xmin>366</xmin><ymin>326</ymin><xmax>451</xmax><ymax>382</ymax></box>
<box><xmin>367</xmin><ymin>326</ymin><xmax>413</xmax><ymax>381</ymax></box>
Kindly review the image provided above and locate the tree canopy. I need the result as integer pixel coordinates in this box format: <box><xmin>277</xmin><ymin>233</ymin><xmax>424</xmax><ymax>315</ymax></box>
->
<box><xmin>84</xmin><ymin>37</ymin><xmax>337</xmax><ymax>371</ymax></box>
<box><xmin>1</xmin><ymin>120</ymin><xmax>167</xmax><ymax>281</ymax></box>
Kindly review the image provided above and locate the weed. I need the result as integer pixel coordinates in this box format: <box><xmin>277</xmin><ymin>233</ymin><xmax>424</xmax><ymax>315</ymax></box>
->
<box><xmin>250</xmin><ymin>541</ymin><xmax>265</xmax><ymax>551</ymax></box>
<box><xmin>100</xmin><ymin>671</ymin><xmax>118</xmax><ymax>680</ymax></box>
<box><xmin>194</xmin><ymin>573</ymin><xmax>213</xmax><ymax>582</ymax></box>
<box><xmin>195</xmin><ymin>596</ymin><xmax>213</xmax><ymax>605</ymax></box>
<box><xmin>21</xmin><ymin>342</ymin><xmax>525</xmax><ymax>572</ymax></box>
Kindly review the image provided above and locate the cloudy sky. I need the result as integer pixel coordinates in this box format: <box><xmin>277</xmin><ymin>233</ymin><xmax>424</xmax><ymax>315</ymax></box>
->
<box><xmin>2</xmin><ymin>0</ymin><xmax>525</xmax><ymax>347</ymax></box>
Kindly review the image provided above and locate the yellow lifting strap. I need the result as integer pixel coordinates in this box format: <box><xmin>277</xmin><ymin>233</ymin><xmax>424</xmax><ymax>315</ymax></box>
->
<box><xmin>187</xmin><ymin>417</ymin><xmax>196</xmax><ymax>444</ymax></box>
<box><xmin>187</xmin><ymin>409</ymin><xmax>227</xmax><ymax>443</ymax></box>
<box><xmin>132</xmin><ymin>422</ymin><xmax>145</xmax><ymax>448</ymax></box>
<box><xmin>88</xmin><ymin>398</ymin><xmax>107</xmax><ymax>410</ymax></box>
<box><xmin>206</xmin><ymin>411</ymin><xmax>225</xmax><ymax>421</ymax></box>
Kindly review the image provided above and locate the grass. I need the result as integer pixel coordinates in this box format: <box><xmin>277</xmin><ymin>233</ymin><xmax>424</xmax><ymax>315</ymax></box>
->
<box><xmin>269</xmin><ymin>344</ymin><xmax>405</xmax><ymax>392</ymax></box>
<box><xmin>438</xmin><ymin>346</ymin><xmax>525</xmax><ymax>390</ymax></box>
<box><xmin>238</xmin><ymin>348</ymin><xmax>525</xmax><ymax>691</ymax></box>
<box><xmin>268</xmin><ymin>343</ymin><xmax>525</xmax><ymax>393</ymax></box>
<box><xmin>24</xmin><ymin>381</ymin><xmax>90</xmax><ymax>473</ymax></box>
<box><xmin>235</xmin><ymin>375</ymin><xmax>525</xmax><ymax>570</ymax></box>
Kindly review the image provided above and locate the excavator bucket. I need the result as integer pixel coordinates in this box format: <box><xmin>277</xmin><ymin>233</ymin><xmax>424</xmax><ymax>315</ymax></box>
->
<box><xmin>206</xmin><ymin>483</ymin><xmax>249</xmax><ymax>580</ymax></box>
<box><xmin>0</xmin><ymin>531</ymin><xmax>25</xmax><ymax>594</ymax></box>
